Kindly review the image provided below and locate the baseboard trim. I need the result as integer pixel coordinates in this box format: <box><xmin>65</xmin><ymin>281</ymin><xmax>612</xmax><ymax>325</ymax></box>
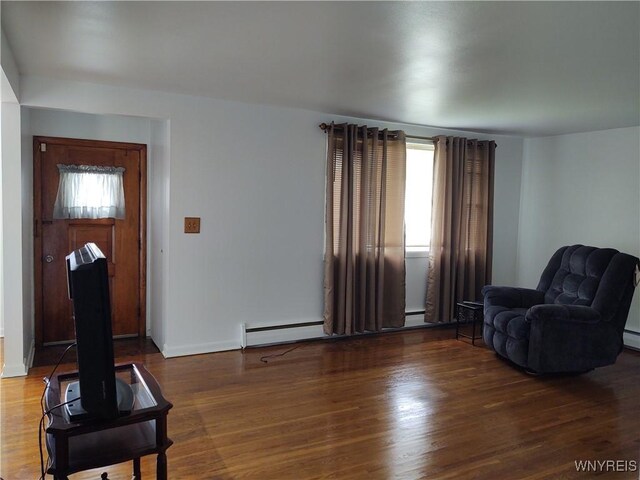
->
<box><xmin>0</xmin><ymin>338</ymin><xmax>33</xmax><ymax>377</ymax></box>
<box><xmin>1</xmin><ymin>361</ymin><xmax>28</xmax><ymax>377</ymax></box>
<box><xmin>623</xmin><ymin>329</ymin><xmax>640</xmax><ymax>350</ymax></box>
<box><xmin>161</xmin><ymin>315</ymin><xmax>452</xmax><ymax>357</ymax></box>
<box><xmin>26</xmin><ymin>339</ymin><xmax>35</xmax><ymax>371</ymax></box>
<box><xmin>162</xmin><ymin>340</ymin><xmax>239</xmax><ymax>359</ymax></box>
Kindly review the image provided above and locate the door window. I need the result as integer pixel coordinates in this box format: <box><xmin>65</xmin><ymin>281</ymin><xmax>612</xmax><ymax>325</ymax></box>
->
<box><xmin>53</xmin><ymin>164</ymin><xmax>126</xmax><ymax>219</ymax></box>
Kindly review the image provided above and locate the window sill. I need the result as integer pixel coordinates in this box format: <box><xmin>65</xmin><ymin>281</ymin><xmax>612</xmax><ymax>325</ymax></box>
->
<box><xmin>406</xmin><ymin>248</ymin><xmax>429</xmax><ymax>258</ymax></box>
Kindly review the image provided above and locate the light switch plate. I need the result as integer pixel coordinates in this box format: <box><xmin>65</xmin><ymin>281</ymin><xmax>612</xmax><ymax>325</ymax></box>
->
<box><xmin>184</xmin><ymin>217</ymin><xmax>201</xmax><ymax>234</ymax></box>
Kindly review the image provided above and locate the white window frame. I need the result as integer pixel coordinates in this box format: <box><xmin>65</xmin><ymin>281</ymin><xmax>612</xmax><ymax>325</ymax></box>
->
<box><xmin>405</xmin><ymin>140</ymin><xmax>435</xmax><ymax>258</ymax></box>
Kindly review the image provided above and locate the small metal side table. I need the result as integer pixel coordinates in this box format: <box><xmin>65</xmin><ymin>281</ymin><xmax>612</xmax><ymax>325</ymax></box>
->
<box><xmin>455</xmin><ymin>301</ymin><xmax>484</xmax><ymax>346</ymax></box>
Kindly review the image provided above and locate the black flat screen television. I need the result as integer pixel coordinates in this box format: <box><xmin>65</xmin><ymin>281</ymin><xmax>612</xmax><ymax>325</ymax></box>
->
<box><xmin>65</xmin><ymin>242</ymin><xmax>133</xmax><ymax>421</ymax></box>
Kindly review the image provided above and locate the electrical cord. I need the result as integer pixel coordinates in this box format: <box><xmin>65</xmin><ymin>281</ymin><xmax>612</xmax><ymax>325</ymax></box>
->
<box><xmin>38</xmin><ymin>343</ymin><xmax>76</xmax><ymax>480</ymax></box>
<box><xmin>40</xmin><ymin>343</ymin><xmax>76</xmax><ymax>416</ymax></box>
<box><xmin>38</xmin><ymin>397</ymin><xmax>80</xmax><ymax>480</ymax></box>
<box><xmin>260</xmin><ymin>344</ymin><xmax>302</xmax><ymax>363</ymax></box>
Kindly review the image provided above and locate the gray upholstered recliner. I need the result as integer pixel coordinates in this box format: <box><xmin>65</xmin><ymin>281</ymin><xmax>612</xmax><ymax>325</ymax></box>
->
<box><xmin>483</xmin><ymin>245</ymin><xmax>639</xmax><ymax>374</ymax></box>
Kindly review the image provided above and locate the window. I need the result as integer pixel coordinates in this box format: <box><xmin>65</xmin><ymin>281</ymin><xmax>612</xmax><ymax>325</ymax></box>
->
<box><xmin>53</xmin><ymin>165</ymin><xmax>126</xmax><ymax>219</ymax></box>
<box><xmin>404</xmin><ymin>142</ymin><xmax>434</xmax><ymax>254</ymax></box>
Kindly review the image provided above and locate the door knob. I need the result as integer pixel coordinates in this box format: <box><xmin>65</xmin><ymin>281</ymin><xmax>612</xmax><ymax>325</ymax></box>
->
<box><xmin>44</xmin><ymin>255</ymin><xmax>54</xmax><ymax>263</ymax></box>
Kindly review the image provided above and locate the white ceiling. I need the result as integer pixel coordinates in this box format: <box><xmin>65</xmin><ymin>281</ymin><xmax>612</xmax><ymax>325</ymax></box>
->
<box><xmin>2</xmin><ymin>1</ymin><xmax>639</xmax><ymax>137</ymax></box>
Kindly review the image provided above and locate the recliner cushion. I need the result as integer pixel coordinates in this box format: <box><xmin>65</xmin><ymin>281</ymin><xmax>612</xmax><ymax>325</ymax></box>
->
<box><xmin>485</xmin><ymin>307</ymin><xmax>529</xmax><ymax>367</ymax></box>
<box><xmin>544</xmin><ymin>245</ymin><xmax>617</xmax><ymax>306</ymax></box>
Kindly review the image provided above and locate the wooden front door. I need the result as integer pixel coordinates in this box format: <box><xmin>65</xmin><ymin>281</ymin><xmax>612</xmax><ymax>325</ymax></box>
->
<box><xmin>34</xmin><ymin>137</ymin><xmax>147</xmax><ymax>346</ymax></box>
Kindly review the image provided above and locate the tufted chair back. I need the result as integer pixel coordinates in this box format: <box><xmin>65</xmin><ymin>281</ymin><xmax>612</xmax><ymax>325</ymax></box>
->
<box><xmin>536</xmin><ymin>245</ymin><xmax>639</xmax><ymax>329</ymax></box>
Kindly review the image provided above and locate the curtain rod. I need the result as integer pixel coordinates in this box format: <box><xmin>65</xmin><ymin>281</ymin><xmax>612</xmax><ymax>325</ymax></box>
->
<box><xmin>318</xmin><ymin>123</ymin><xmax>434</xmax><ymax>141</ymax></box>
<box><xmin>318</xmin><ymin>123</ymin><xmax>497</xmax><ymax>146</ymax></box>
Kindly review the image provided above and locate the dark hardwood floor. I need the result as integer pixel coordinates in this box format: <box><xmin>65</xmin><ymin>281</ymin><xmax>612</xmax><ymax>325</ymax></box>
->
<box><xmin>1</xmin><ymin>328</ymin><xmax>639</xmax><ymax>479</ymax></box>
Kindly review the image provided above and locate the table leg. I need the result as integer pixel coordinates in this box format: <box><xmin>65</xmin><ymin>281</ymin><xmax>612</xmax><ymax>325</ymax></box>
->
<box><xmin>155</xmin><ymin>412</ymin><xmax>169</xmax><ymax>480</ymax></box>
<box><xmin>472</xmin><ymin>317</ymin><xmax>476</xmax><ymax>345</ymax></box>
<box><xmin>157</xmin><ymin>452</ymin><xmax>167</xmax><ymax>480</ymax></box>
<box><xmin>52</xmin><ymin>434</ymin><xmax>69</xmax><ymax>480</ymax></box>
<box><xmin>133</xmin><ymin>457</ymin><xmax>141</xmax><ymax>479</ymax></box>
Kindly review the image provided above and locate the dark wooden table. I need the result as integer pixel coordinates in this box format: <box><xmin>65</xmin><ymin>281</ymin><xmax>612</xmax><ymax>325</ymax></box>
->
<box><xmin>44</xmin><ymin>363</ymin><xmax>173</xmax><ymax>480</ymax></box>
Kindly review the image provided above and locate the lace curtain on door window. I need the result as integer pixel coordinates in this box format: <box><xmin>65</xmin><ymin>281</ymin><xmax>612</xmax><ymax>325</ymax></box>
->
<box><xmin>53</xmin><ymin>164</ymin><xmax>126</xmax><ymax>219</ymax></box>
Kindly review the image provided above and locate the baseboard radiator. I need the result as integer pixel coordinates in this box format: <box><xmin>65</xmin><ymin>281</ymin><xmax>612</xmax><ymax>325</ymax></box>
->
<box><xmin>242</xmin><ymin>321</ymin><xmax>325</xmax><ymax>348</ymax></box>
<box><xmin>623</xmin><ymin>329</ymin><xmax>640</xmax><ymax>351</ymax></box>
<box><xmin>242</xmin><ymin>313</ymin><xmax>433</xmax><ymax>348</ymax></box>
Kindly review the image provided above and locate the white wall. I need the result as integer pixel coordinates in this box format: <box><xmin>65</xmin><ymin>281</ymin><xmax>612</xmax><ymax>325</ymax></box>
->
<box><xmin>20</xmin><ymin>107</ymin><xmax>32</xmax><ymax>367</ymax></box>
<box><xmin>1</xmin><ymin>23</ymin><xmax>26</xmax><ymax>372</ymax></box>
<box><xmin>1</xmin><ymin>20</ymin><xmax>22</xmax><ymax>343</ymax></box>
<box><xmin>148</xmin><ymin>118</ymin><xmax>170</xmax><ymax>348</ymax></box>
<box><xmin>16</xmin><ymin>75</ymin><xmax>524</xmax><ymax>359</ymax></box>
<box><xmin>1</xmin><ymin>28</ymin><xmax>20</xmax><ymax>100</ymax></box>
<box><xmin>1</xmin><ymin>100</ymin><xmax>27</xmax><ymax>376</ymax></box>
<box><xmin>0</xmin><ymin>101</ymin><xmax>2</xmax><ymax>339</ymax></box>
<box><xmin>27</xmin><ymin>108</ymin><xmax>152</xmax><ymax>144</ymax></box>
<box><xmin>518</xmin><ymin>126</ymin><xmax>640</xmax><ymax>347</ymax></box>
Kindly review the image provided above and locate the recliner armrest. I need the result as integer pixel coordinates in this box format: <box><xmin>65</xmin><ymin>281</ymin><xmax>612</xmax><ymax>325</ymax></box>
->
<box><xmin>526</xmin><ymin>304</ymin><xmax>620</xmax><ymax>373</ymax></box>
<box><xmin>482</xmin><ymin>285</ymin><xmax>545</xmax><ymax>309</ymax></box>
<box><xmin>526</xmin><ymin>304</ymin><xmax>601</xmax><ymax>325</ymax></box>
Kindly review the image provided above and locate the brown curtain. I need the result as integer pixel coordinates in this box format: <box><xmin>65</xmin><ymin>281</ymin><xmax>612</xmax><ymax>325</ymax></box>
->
<box><xmin>323</xmin><ymin>123</ymin><xmax>406</xmax><ymax>335</ymax></box>
<box><xmin>425</xmin><ymin>136</ymin><xmax>495</xmax><ymax>323</ymax></box>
